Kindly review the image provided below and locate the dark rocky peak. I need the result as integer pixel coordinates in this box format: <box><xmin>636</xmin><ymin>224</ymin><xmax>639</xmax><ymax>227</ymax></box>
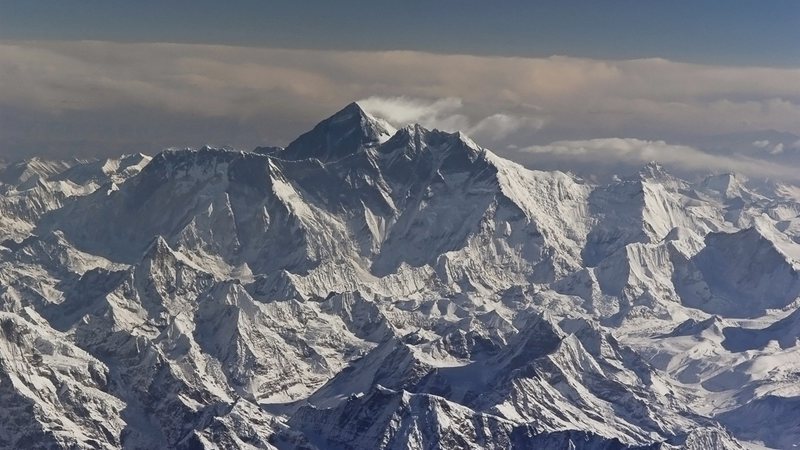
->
<box><xmin>375</xmin><ymin>125</ymin><xmax>490</xmax><ymax>183</ymax></box>
<box><xmin>379</xmin><ymin>125</ymin><xmax>483</xmax><ymax>158</ymax></box>
<box><xmin>638</xmin><ymin>161</ymin><xmax>668</xmax><ymax>180</ymax></box>
<box><xmin>139</xmin><ymin>146</ymin><xmax>281</xmax><ymax>192</ymax></box>
<box><xmin>275</xmin><ymin>102</ymin><xmax>396</xmax><ymax>163</ymax></box>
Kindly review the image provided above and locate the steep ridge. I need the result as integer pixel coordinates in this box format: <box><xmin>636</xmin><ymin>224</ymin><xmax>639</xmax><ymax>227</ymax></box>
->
<box><xmin>51</xmin><ymin>153</ymin><xmax>151</xmax><ymax>186</ymax></box>
<box><xmin>583</xmin><ymin>167</ymin><xmax>723</xmax><ymax>267</ymax></box>
<box><xmin>676</xmin><ymin>227</ymin><xmax>800</xmax><ymax>317</ymax></box>
<box><xmin>2</xmin><ymin>103</ymin><xmax>800</xmax><ymax>448</ymax></box>
<box><xmin>272</xmin><ymin>102</ymin><xmax>396</xmax><ymax>163</ymax></box>
<box><xmin>0</xmin><ymin>157</ymin><xmax>78</xmax><ymax>186</ymax></box>
<box><xmin>0</xmin><ymin>154</ymin><xmax>152</xmax><ymax>243</ymax></box>
<box><xmin>0</xmin><ymin>309</ymin><xmax>125</xmax><ymax>449</ymax></box>
<box><xmin>289</xmin><ymin>385</ymin><xmax>677</xmax><ymax>450</ymax></box>
<box><xmin>40</xmin><ymin>112</ymin><xmax>594</xmax><ymax>294</ymax></box>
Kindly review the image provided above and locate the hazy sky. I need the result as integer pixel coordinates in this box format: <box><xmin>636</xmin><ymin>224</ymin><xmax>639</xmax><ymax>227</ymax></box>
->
<box><xmin>3</xmin><ymin>1</ymin><xmax>799</xmax><ymax>65</ymax></box>
<box><xmin>1</xmin><ymin>1</ymin><xmax>799</xmax><ymax>179</ymax></box>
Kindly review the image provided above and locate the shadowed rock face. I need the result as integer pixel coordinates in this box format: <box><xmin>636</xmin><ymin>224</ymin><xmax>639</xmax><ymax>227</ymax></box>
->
<box><xmin>676</xmin><ymin>228</ymin><xmax>800</xmax><ymax>318</ymax></box>
<box><xmin>1</xmin><ymin>103</ymin><xmax>798</xmax><ymax>449</ymax></box>
<box><xmin>277</xmin><ymin>102</ymin><xmax>396</xmax><ymax>163</ymax></box>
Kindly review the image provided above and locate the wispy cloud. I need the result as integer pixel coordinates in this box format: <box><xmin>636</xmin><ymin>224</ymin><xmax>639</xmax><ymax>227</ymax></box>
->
<box><xmin>1</xmin><ymin>40</ymin><xmax>799</xmax><ymax>178</ymax></box>
<box><xmin>357</xmin><ymin>96</ymin><xmax>469</xmax><ymax>131</ymax></box>
<box><xmin>519</xmin><ymin>138</ymin><xmax>798</xmax><ymax>179</ymax></box>
<box><xmin>753</xmin><ymin>140</ymin><xmax>771</xmax><ymax>148</ymax></box>
<box><xmin>357</xmin><ymin>96</ymin><xmax>546</xmax><ymax>141</ymax></box>
<box><xmin>468</xmin><ymin>114</ymin><xmax>546</xmax><ymax>141</ymax></box>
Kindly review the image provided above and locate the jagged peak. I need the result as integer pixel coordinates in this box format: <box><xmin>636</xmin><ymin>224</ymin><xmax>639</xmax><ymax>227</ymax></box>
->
<box><xmin>155</xmin><ymin>145</ymin><xmax>243</xmax><ymax>161</ymax></box>
<box><xmin>498</xmin><ymin>312</ymin><xmax>565</xmax><ymax>370</ymax></box>
<box><xmin>379</xmin><ymin>124</ymin><xmax>428</xmax><ymax>151</ymax></box>
<box><xmin>334</xmin><ymin>102</ymin><xmax>396</xmax><ymax>134</ymax></box>
<box><xmin>454</xmin><ymin>130</ymin><xmax>481</xmax><ymax>150</ymax></box>
<box><xmin>276</xmin><ymin>102</ymin><xmax>397</xmax><ymax>163</ymax></box>
<box><xmin>136</xmin><ymin>235</ymin><xmax>211</xmax><ymax>284</ymax></box>
<box><xmin>110</xmin><ymin>152</ymin><xmax>149</xmax><ymax>162</ymax></box>
<box><xmin>700</xmin><ymin>171</ymin><xmax>748</xmax><ymax>198</ymax></box>
<box><xmin>639</xmin><ymin>161</ymin><xmax>666</xmax><ymax>178</ymax></box>
<box><xmin>118</xmin><ymin>152</ymin><xmax>152</xmax><ymax>167</ymax></box>
<box><xmin>140</xmin><ymin>235</ymin><xmax>175</xmax><ymax>262</ymax></box>
<box><xmin>337</xmin><ymin>101</ymin><xmax>370</xmax><ymax>119</ymax></box>
<box><xmin>203</xmin><ymin>279</ymin><xmax>252</xmax><ymax>307</ymax></box>
<box><xmin>144</xmin><ymin>146</ymin><xmax>258</xmax><ymax>180</ymax></box>
<box><xmin>0</xmin><ymin>156</ymin><xmax>76</xmax><ymax>185</ymax></box>
<box><xmin>379</xmin><ymin>124</ymin><xmax>485</xmax><ymax>163</ymax></box>
<box><xmin>49</xmin><ymin>152</ymin><xmax>152</xmax><ymax>186</ymax></box>
<box><xmin>630</xmin><ymin>161</ymin><xmax>688</xmax><ymax>190</ymax></box>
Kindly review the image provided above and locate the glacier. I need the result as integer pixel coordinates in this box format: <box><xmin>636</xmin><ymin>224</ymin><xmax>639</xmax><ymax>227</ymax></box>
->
<box><xmin>0</xmin><ymin>102</ymin><xmax>798</xmax><ymax>449</ymax></box>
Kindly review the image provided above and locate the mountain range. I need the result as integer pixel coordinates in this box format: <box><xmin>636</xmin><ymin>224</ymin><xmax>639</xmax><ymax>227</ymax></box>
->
<box><xmin>1</xmin><ymin>102</ymin><xmax>799</xmax><ymax>449</ymax></box>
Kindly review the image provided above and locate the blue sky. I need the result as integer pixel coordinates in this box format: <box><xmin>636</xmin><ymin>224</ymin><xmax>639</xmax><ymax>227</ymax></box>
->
<box><xmin>2</xmin><ymin>0</ymin><xmax>799</xmax><ymax>65</ymax></box>
<box><xmin>0</xmin><ymin>1</ymin><xmax>799</xmax><ymax>179</ymax></box>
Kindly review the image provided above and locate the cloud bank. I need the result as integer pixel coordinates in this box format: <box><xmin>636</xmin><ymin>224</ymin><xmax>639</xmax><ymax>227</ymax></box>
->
<box><xmin>1</xmin><ymin>40</ymin><xmax>799</xmax><ymax>179</ymax></box>
<box><xmin>519</xmin><ymin>138</ymin><xmax>798</xmax><ymax>180</ymax></box>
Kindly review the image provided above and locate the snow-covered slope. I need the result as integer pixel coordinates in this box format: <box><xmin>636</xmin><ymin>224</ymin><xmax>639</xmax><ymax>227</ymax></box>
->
<box><xmin>0</xmin><ymin>103</ymin><xmax>798</xmax><ymax>449</ymax></box>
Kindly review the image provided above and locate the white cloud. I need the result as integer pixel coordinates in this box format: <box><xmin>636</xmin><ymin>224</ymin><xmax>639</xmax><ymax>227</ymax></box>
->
<box><xmin>358</xmin><ymin>96</ymin><xmax>546</xmax><ymax>141</ymax></box>
<box><xmin>520</xmin><ymin>138</ymin><xmax>798</xmax><ymax>179</ymax></box>
<box><xmin>357</xmin><ymin>96</ymin><xmax>468</xmax><ymax>131</ymax></box>
<box><xmin>3</xmin><ymin>40</ymin><xmax>799</xmax><ymax>140</ymax></box>
<box><xmin>1</xmin><ymin>40</ymin><xmax>799</xmax><ymax>177</ymax></box>
<box><xmin>753</xmin><ymin>139</ymin><xmax>785</xmax><ymax>155</ymax></box>
<box><xmin>468</xmin><ymin>114</ymin><xmax>546</xmax><ymax>140</ymax></box>
<box><xmin>753</xmin><ymin>140</ymin><xmax>771</xmax><ymax>148</ymax></box>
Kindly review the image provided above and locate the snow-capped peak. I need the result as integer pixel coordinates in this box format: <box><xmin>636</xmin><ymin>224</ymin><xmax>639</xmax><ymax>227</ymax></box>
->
<box><xmin>274</xmin><ymin>102</ymin><xmax>397</xmax><ymax>163</ymax></box>
<box><xmin>2</xmin><ymin>102</ymin><xmax>799</xmax><ymax>449</ymax></box>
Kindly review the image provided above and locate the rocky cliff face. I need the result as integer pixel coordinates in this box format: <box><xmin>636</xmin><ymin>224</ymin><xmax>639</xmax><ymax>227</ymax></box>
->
<box><xmin>0</xmin><ymin>103</ymin><xmax>797</xmax><ymax>449</ymax></box>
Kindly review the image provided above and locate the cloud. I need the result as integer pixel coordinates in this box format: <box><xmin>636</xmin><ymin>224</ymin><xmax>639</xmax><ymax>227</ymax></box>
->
<box><xmin>753</xmin><ymin>140</ymin><xmax>771</xmax><ymax>148</ymax></box>
<box><xmin>519</xmin><ymin>138</ymin><xmax>798</xmax><ymax>179</ymax></box>
<box><xmin>770</xmin><ymin>142</ymin><xmax>785</xmax><ymax>155</ymax></box>
<box><xmin>468</xmin><ymin>114</ymin><xmax>546</xmax><ymax>141</ymax></box>
<box><xmin>357</xmin><ymin>96</ymin><xmax>469</xmax><ymax>131</ymax></box>
<box><xmin>753</xmin><ymin>140</ymin><xmax>787</xmax><ymax>155</ymax></box>
<box><xmin>358</xmin><ymin>96</ymin><xmax>546</xmax><ymax>141</ymax></box>
<box><xmin>0</xmin><ymin>40</ymin><xmax>799</xmax><ymax>178</ymax></box>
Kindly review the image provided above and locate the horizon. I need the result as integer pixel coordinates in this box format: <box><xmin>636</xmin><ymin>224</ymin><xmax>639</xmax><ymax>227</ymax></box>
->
<box><xmin>1</xmin><ymin>100</ymin><xmax>792</xmax><ymax>183</ymax></box>
<box><xmin>1</xmin><ymin>2</ymin><xmax>799</xmax><ymax>179</ymax></box>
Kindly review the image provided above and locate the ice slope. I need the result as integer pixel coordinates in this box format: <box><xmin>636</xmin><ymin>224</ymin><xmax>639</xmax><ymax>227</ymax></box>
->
<box><xmin>41</xmin><ymin>108</ymin><xmax>595</xmax><ymax>298</ymax></box>
<box><xmin>1</xmin><ymin>102</ymin><xmax>799</xmax><ymax>448</ymax></box>
<box><xmin>289</xmin><ymin>385</ymin><xmax>681</xmax><ymax>450</ymax></box>
<box><xmin>0</xmin><ymin>309</ymin><xmax>125</xmax><ymax>449</ymax></box>
<box><xmin>677</xmin><ymin>227</ymin><xmax>800</xmax><ymax>317</ymax></box>
<box><xmin>0</xmin><ymin>154</ymin><xmax>151</xmax><ymax>242</ymax></box>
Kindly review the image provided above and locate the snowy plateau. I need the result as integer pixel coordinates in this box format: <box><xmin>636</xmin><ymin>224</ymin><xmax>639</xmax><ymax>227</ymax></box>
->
<box><xmin>1</xmin><ymin>102</ymin><xmax>800</xmax><ymax>450</ymax></box>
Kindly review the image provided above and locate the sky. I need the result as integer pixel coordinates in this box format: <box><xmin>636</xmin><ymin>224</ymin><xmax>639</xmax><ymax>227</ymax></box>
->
<box><xmin>1</xmin><ymin>1</ymin><xmax>799</xmax><ymax>179</ymax></box>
